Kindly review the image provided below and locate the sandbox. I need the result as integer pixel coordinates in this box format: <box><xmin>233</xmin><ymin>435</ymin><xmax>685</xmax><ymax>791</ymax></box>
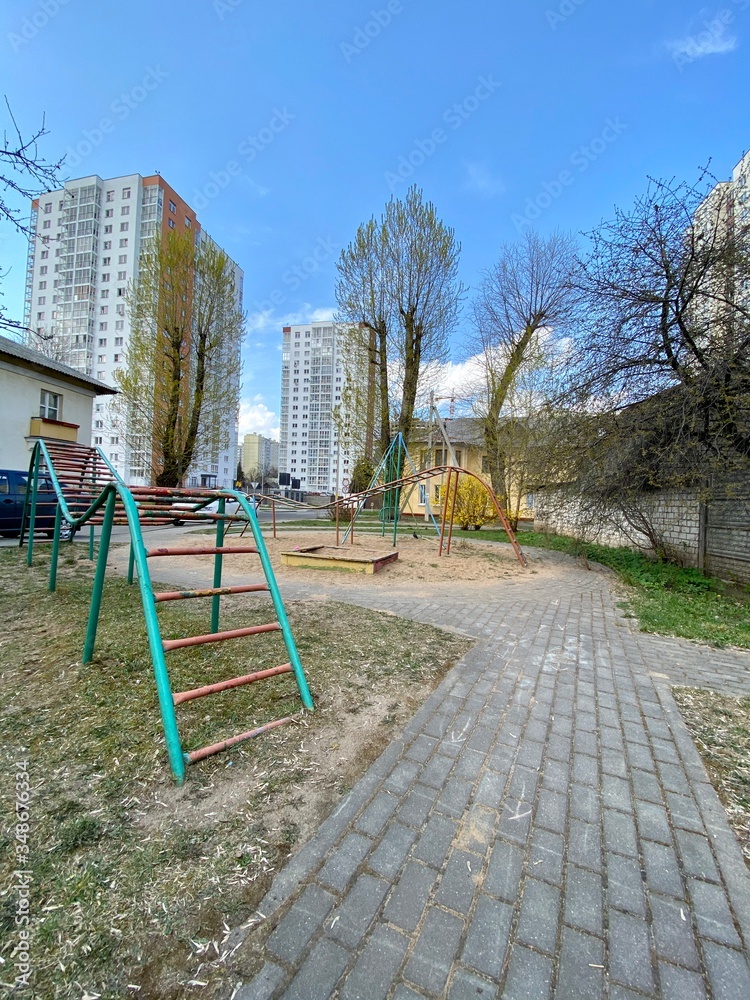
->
<box><xmin>280</xmin><ymin>544</ymin><xmax>399</xmax><ymax>574</ymax></box>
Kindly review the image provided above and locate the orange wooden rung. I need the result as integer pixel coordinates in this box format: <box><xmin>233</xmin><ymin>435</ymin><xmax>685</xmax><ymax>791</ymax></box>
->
<box><xmin>187</xmin><ymin>716</ymin><xmax>294</xmax><ymax>763</ymax></box>
<box><xmin>162</xmin><ymin>622</ymin><xmax>281</xmax><ymax>652</ymax></box>
<box><xmin>173</xmin><ymin>663</ymin><xmax>292</xmax><ymax>705</ymax></box>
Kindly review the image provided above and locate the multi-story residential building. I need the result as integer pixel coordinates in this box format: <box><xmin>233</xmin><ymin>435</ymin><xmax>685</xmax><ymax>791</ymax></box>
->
<box><xmin>24</xmin><ymin>172</ymin><xmax>241</xmax><ymax>488</ymax></box>
<box><xmin>241</xmin><ymin>433</ymin><xmax>278</xmax><ymax>478</ymax></box>
<box><xmin>278</xmin><ymin>322</ymin><xmax>354</xmax><ymax>493</ymax></box>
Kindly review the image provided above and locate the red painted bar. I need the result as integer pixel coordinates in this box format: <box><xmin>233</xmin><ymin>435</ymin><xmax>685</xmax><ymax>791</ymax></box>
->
<box><xmin>154</xmin><ymin>583</ymin><xmax>269</xmax><ymax>602</ymax></box>
<box><xmin>173</xmin><ymin>663</ymin><xmax>292</xmax><ymax>705</ymax></box>
<box><xmin>187</xmin><ymin>716</ymin><xmax>294</xmax><ymax>763</ymax></box>
<box><xmin>162</xmin><ymin>621</ymin><xmax>281</xmax><ymax>651</ymax></box>
<box><xmin>146</xmin><ymin>545</ymin><xmax>259</xmax><ymax>557</ymax></box>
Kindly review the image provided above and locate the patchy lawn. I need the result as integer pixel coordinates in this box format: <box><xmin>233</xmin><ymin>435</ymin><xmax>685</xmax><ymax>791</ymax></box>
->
<box><xmin>0</xmin><ymin>546</ymin><xmax>471</xmax><ymax>999</ymax></box>
<box><xmin>672</xmin><ymin>688</ymin><xmax>750</xmax><ymax>867</ymax></box>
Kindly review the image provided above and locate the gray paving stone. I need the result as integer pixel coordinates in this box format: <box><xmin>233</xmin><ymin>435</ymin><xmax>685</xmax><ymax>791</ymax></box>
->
<box><xmin>501</xmin><ymin>944</ymin><xmax>553</xmax><ymax>1000</ymax></box>
<box><xmin>535</xmin><ymin>787</ymin><xmax>567</xmax><ymax>834</ymax></box>
<box><xmin>383</xmin><ymin>759</ymin><xmax>420</xmax><ymax>795</ymax></box>
<box><xmin>635</xmin><ymin>799</ymin><xmax>672</xmax><ymax>844</ymax></box>
<box><xmin>283</xmin><ymin>937</ymin><xmax>351</xmax><ymax>1000</ymax></box>
<box><xmin>448</xmin><ymin>967</ymin><xmax>499</xmax><ymax>999</ymax></box>
<box><xmin>570</xmin><ymin>783</ymin><xmax>600</xmax><ymax>824</ymax></box>
<box><xmin>405</xmin><ymin>733</ymin><xmax>439</xmax><ymax>763</ymax></box>
<box><xmin>649</xmin><ymin>892</ymin><xmax>701</xmax><ymax>969</ymax></box>
<box><xmin>355</xmin><ymin>790</ymin><xmax>399</xmax><ymax>837</ymax></box>
<box><xmin>383</xmin><ymin>861</ymin><xmax>438</xmax><ymax>932</ymax></box>
<box><xmin>266</xmin><ymin>884</ymin><xmax>336</xmax><ymax>964</ymax></box>
<box><xmin>608</xmin><ymin>909</ymin><xmax>656</xmax><ymax>994</ymax></box>
<box><xmin>602</xmin><ymin>774</ymin><xmax>632</xmax><ymax>812</ymax></box>
<box><xmin>607</xmin><ymin>853</ymin><xmax>647</xmax><ymax>916</ymax></box>
<box><xmin>339</xmin><ymin>925</ymin><xmax>409</xmax><ymax>1000</ymax></box>
<box><xmin>391</xmin><ymin>987</ymin><xmax>425</xmax><ymax>1000</ymax></box>
<box><xmin>516</xmin><ymin>877</ymin><xmax>560</xmax><ymax>953</ymax></box>
<box><xmin>420</xmin><ymin>751</ymin><xmax>456</xmax><ymax>789</ymax></box>
<box><xmin>702</xmin><ymin>940</ymin><xmax>750</xmax><ymax>1000</ymax></box>
<box><xmin>604</xmin><ymin>807</ymin><xmax>639</xmax><ymax>858</ymax></box>
<box><xmin>461</xmin><ymin>894</ymin><xmax>512</xmax><ymax>979</ymax></box>
<box><xmin>459</xmin><ymin>804</ymin><xmax>497</xmax><ymax>853</ymax></box>
<box><xmin>527</xmin><ymin>827</ymin><xmax>564</xmax><ymax>886</ymax></box>
<box><xmin>541</xmin><ymin>757</ymin><xmax>569</xmax><ymax>792</ymax></box>
<box><xmin>666</xmin><ymin>791</ymin><xmax>704</xmax><ymax>833</ymax></box>
<box><xmin>675</xmin><ymin>828</ymin><xmax>720</xmax><ymax>882</ymax></box>
<box><xmin>328</xmin><ymin>873</ymin><xmax>389</xmax><ymax>949</ymax></box>
<box><xmin>404</xmin><ymin>906</ymin><xmax>464</xmax><ymax>994</ymax></box>
<box><xmin>485</xmin><ymin>838</ymin><xmax>525</xmax><ymax>901</ymax></box>
<box><xmin>474</xmin><ymin>768</ymin><xmax>507</xmax><ymax>808</ymax></box>
<box><xmin>412</xmin><ymin>812</ymin><xmax>458</xmax><ymax>869</ymax></box>
<box><xmin>234</xmin><ymin>961</ymin><xmax>285</xmax><ymax>1000</ymax></box>
<box><xmin>497</xmin><ymin>797</ymin><xmax>532</xmax><ymax>844</ymax></box>
<box><xmin>317</xmin><ymin>832</ymin><xmax>373</xmax><ymax>892</ymax></box>
<box><xmin>642</xmin><ymin>840</ymin><xmax>685</xmax><ymax>899</ymax></box>
<box><xmin>436</xmin><ymin>776</ymin><xmax>474</xmax><ymax>818</ymax></box>
<box><xmin>657</xmin><ymin>962</ymin><xmax>707</xmax><ymax>1000</ymax></box>
<box><xmin>368</xmin><ymin>822</ymin><xmax>417</xmax><ymax>879</ymax></box>
<box><xmin>396</xmin><ymin>783</ymin><xmax>439</xmax><ymax>828</ymax></box>
<box><xmin>555</xmin><ymin>926</ymin><xmax>605</xmax><ymax>1000</ymax></box>
<box><xmin>436</xmin><ymin>849</ymin><xmax>481</xmax><ymax>914</ymax></box>
<box><xmin>568</xmin><ymin>817</ymin><xmax>602</xmax><ymax>873</ymax></box>
<box><xmin>564</xmin><ymin>865</ymin><xmax>603</xmax><ymax>935</ymax></box>
<box><xmin>687</xmin><ymin>878</ymin><xmax>742</xmax><ymax>946</ymax></box>
<box><xmin>453</xmin><ymin>747</ymin><xmax>486</xmax><ymax>780</ymax></box>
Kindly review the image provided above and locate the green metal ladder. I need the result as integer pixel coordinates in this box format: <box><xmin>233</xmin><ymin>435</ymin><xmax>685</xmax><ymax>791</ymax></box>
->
<box><xmin>23</xmin><ymin>440</ymin><xmax>314</xmax><ymax>784</ymax></box>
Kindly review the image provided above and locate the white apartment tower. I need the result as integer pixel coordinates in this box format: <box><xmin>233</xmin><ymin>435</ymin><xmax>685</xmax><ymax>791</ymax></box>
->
<box><xmin>24</xmin><ymin>172</ymin><xmax>241</xmax><ymax>488</ymax></box>
<box><xmin>279</xmin><ymin>322</ymin><xmax>353</xmax><ymax>493</ymax></box>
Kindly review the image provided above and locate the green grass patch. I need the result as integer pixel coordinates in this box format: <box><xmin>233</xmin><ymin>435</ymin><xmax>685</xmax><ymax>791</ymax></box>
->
<box><xmin>0</xmin><ymin>546</ymin><xmax>470</xmax><ymax>998</ymax></box>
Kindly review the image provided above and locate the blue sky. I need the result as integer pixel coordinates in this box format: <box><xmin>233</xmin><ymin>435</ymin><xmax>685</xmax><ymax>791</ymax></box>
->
<box><xmin>1</xmin><ymin>0</ymin><xmax>748</xmax><ymax>439</ymax></box>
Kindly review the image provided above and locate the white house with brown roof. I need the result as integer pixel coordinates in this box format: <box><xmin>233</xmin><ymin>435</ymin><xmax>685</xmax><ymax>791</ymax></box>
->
<box><xmin>0</xmin><ymin>335</ymin><xmax>117</xmax><ymax>470</ymax></box>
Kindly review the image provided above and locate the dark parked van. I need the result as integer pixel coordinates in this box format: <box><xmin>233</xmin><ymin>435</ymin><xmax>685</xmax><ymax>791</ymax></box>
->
<box><xmin>0</xmin><ymin>469</ymin><xmax>60</xmax><ymax>538</ymax></box>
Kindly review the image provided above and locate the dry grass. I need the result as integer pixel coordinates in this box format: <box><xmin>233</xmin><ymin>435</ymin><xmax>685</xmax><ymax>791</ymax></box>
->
<box><xmin>0</xmin><ymin>545</ymin><xmax>471</xmax><ymax>999</ymax></box>
<box><xmin>672</xmin><ymin>687</ymin><xmax>750</xmax><ymax>867</ymax></box>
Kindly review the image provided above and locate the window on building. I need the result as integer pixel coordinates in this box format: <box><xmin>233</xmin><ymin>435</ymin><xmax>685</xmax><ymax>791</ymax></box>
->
<box><xmin>117</xmin><ymin>271</ymin><xmax>126</xmax><ymax>280</ymax></box>
<box><xmin>110</xmin><ymin>436</ymin><xmax>119</xmax><ymax>444</ymax></box>
<box><xmin>102</xmin><ymin>257</ymin><xmax>111</xmax><ymax>266</ymax></box>
<box><xmin>104</xmin><ymin>209</ymin><xmax>113</xmax><ymax>218</ymax></box>
<box><xmin>120</xmin><ymin>222</ymin><xmax>129</xmax><ymax>232</ymax></box>
<box><xmin>39</xmin><ymin>390</ymin><xmax>60</xmax><ymax>419</ymax></box>
<box><xmin>99</xmin><ymin>323</ymin><xmax>107</xmax><ymax>331</ymax></box>
<box><xmin>98</xmin><ymin>337</ymin><xmax>107</xmax><ymax>346</ymax></box>
<box><xmin>94</xmin><ymin>436</ymin><xmax>103</xmax><ymax>445</ymax></box>
<box><xmin>101</xmin><ymin>273</ymin><xmax>110</xmax><ymax>282</ymax></box>
<box><xmin>106</xmin><ymin>190</ymin><xmax>114</xmax><ymax>202</ymax></box>
<box><xmin>40</xmin><ymin>250</ymin><xmax>48</xmax><ymax>259</ymax></box>
<box><xmin>42</xmin><ymin>219</ymin><xmax>51</xmax><ymax>229</ymax></box>
<box><xmin>98</xmin><ymin>371</ymin><xmax>105</xmax><ymax>379</ymax></box>
<box><xmin>97</xmin><ymin>354</ymin><xmax>106</xmax><ymax>363</ymax></box>
<box><xmin>43</xmin><ymin>202</ymin><xmax>51</xmax><ymax>213</ymax></box>
<box><xmin>39</xmin><ymin>265</ymin><xmax>47</xmax><ymax>275</ymax></box>
<box><xmin>104</xmin><ymin>225</ymin><xmax>112</xmax><ymax>234</ymax></box>
<box><xmin>36</xmin><ymin>296</ymin><xmax>45</xmax><ymax>305</ymax></box>
<box><xmin>101</xmin><ymin>289</ymin><xmax>109</xmax><ymax>299</ymax></box>
<box><xmin>115</xmin><ymin>321</ymin><xmax>124</xmax><ymax>331</ymax></box>
<box><xmin>116</xmin><ymin>304</ymin><xmax>125</xmax><ymax>316</ymax></box>
<box><xmin>121</xmin><ymin>205</ymin><xmax>130</xmax><ymax>215</ymax></box>
<box><xmin>36</xmin><ymin>311</ymin><xmax>44</xmax><ymax>320</ymax></box>
<box><xmin>167</xmin><ymin>218</ymin><xmax>175</xmax><ymax>229</ymax></box>
<box><xmin>119</xmin><ymin>238</ymin><xmax>128</xmax><ymax>248</ymax></box>
<box><xmin>94</xmin><ymin>420</ymin><xmax>103</xmax><ymax>429</ymax></box>
<box><xmin>113</xmin><ymin>353</ymin><xmax>122</xmax><ymax>363</ymax></box>
<box><xmin>122</xmin><ymin>187</ymin><xmax>131</xmax><ymax>199</ymax></box>
<box><xmin>118</xmin><ymin>254</ymin><xmax>127</xmax><ymax>264</ymax></box>
<box><xmin>185</xmin><ymin>217</ymin><xmax>191</xmax><ymax>228</ymax></box>
<box><xmin>38</xmin><ymin>280</ymin><xmax>46</xmax><ymax>289</ymax></box>
<box><xmin>169</xmin><ymin>200</ymin><xmax>176</xmax><ymax>213</ymax></box>
<box><xmin>116</xmin><ymin>287</ymin><xmax>125</xmax><ymax>297</ymax></box>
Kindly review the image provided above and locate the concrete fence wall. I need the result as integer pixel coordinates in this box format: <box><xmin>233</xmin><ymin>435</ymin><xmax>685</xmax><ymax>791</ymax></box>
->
<box><xmin>536</xmin><ymin>485</ymin><xmax>750</xmax><ymax>583</ymax></box>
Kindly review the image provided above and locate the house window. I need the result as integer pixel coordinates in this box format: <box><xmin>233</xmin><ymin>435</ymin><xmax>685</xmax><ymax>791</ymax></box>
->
<box><xmin>118</xmin><ymin>255</ymin><xmax>127</xmax><ymax>264</ymax></box>
<box><xmin>94</xmin><ymin>436</ymin><xmax>103</xmax><ymax>444</ymax></box>
<box><xmin>113</xmin><ymin>353</ymin><xmax>122</xmax><ymax>362</ymax></box>
<box><xmin>97</xmin><ymin>354</ymin><xmax>106</xmax><ymax>363</ymax></box>
<box><xmin>105</xmin><ymin>209</ymin><xmax>113</xmax><ymax>218</ymax></box>
<box><xmin>100</xmin><ymin>306</ymin><xmax>108</xmax><ymax>316</ymax></box>
<box><xmin>103</xmin><ymin>240</ymin><xmax>112</xmax><ymax>250</ymax></box>
<box><xmin>169</xmin><ymin>200</ymin><xmax>176</xmax><ymax>213</ymax></box>
<box><xmin>101</xmin><ymin>273</ymin><xmax>110</xmax><ymax>282</ymax></box>
<box><xmin>42</xmin><ymin>219</ymin><xmax>50</xmax><ymax>229</ymax></box>
<box><xmin>433</xmin><ymin>484</ymin><xmax>441</xmax><ymax>503</ymax></box>
<box><xmin>106</xmin><ymin>190</ymin><xmax>114</xmax><ymax>202</ymax></box>
<box><xmin>94</xmin><ymin>420</ymin><xmax>103</xmax><ymax>429</ymax></box>
<box><xmin>120</xmin><ymin>222</ymin><xmax>129</xmax><ymax>232</ymax></box>
<box><xmin>102</xmin><ymin>257</ymin><xmax>111</xmax><ymax>266</ymax></box>
<box><xmin>119</xmin><ymin>238</ymin><xmax>128</xmax><ymax>248</ymax></box>
<box><xmin>185</xmin><ymin>217</ymin><xmax>191</xmax><ymax>228</ymax></box>
<box><xmin>98</xmin><ymin>338</ymin><xmax>107</xmax><ymax>346</ymax></box>
<box><xmin>117</xmin><ymin>287</ymin><xmax>125</xmax><ymax>296</ymax></box>
<box><xmin>121</xmin><ymin>205</ymin><xmax>130</xmax><ymax>215</ymax></box>
<box><xmin>117</xmin><ymin>271</ymin><xmax>126</xmax><ymax>280</ymax></box>
<box><xmin>43</xmin><ymin>202</ymin><xmax>51</xmax><ymax>213</ymax></box>
<box><xmin>104</xmin><ymin>225</ymin><xmax>113</xmax><ymax>234</ymax></box>
<box><xmin>168</xmin><ymin>218</ymin><xmax>175</xmax><ymax>228</ymax></box>
<box><xmin>101</xmin><ymin>290</ymin><xmax>109</xmax><ymax>299</ymax></box>
<box><xmin>40</xmin><ymin>390</ymin><xmax>60</xmax><ymax>420</ymax></box>
<box><xmin>114</xmin><ymin>336</ymin><xmax>123</xmax><ymax>345</ymax></box>
<box><xmin>110</xmin><ymin>436</ymin><xmax>119</xmax><ymax>444</ymax></box>
<box><xmin>39</xmin><ymin>266</ymin><xmax>47</xmax><ymax>275</ymax></box>
<box><xmin>418</xmin><ymin>484</ymin><xmax>427</xmax><ymax>506</ymax></box>
<box><xmin>122</xmin><ymin>187</ymin><xmax>131</xmax><ymax>199</ymax></box>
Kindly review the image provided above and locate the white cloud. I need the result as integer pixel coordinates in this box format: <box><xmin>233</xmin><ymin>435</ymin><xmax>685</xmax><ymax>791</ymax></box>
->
<box><xmin>238</xmin><ymin>395</ymin><xmax>280</xmax><ymax>440</ymax></box>
<box><xmin>245</xmin><ymin>304</ymin><xmax>336</xmax><ymax>339</ymax></box>
<box><xmin>667</xmin><ymin>13</ymin><xmax>738</xmax><ymax>61</ymax></box>
<box><xmin>461</xmin><ymin>160</ymin><xmax>506</xmax><ymax>198</ymax></box>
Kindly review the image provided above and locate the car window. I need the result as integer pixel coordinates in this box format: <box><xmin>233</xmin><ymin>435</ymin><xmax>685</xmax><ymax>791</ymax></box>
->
<box><xmin>0</xmin><ymin>475</ymin><xmax>8</xmax><ymax>495</ymax></box>
<box><xmin>17</xmin><ymin>476</ymin><xmax>27</xmax><ymax>495</ymax></box>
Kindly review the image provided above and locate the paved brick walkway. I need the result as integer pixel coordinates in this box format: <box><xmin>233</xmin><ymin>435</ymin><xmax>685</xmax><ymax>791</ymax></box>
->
<box><xmin>110</xmin><ymin>536</ymin><xmax>750</xmax><ymax>998</ymax></box>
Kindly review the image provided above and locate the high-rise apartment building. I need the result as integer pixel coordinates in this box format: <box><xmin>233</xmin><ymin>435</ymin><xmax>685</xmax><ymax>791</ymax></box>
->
<box><xmin>24</xmin><ymin>172</ymin><xmax>241</xmax><ymax>488</ymax></box>
<box><xmin>241</xmin><ymin>433</ymin><xmax>278</xmax><ymax>477</ymax></box>
<box><xmin>278</xmin><ymin>322</ymin><xmax>354</xmax><ymax>493</ymax></box>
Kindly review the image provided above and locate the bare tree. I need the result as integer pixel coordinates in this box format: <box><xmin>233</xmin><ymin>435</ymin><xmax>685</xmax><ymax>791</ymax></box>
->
<box><xmin>117</xmin><ymin>230</ymin><xmax>244</xmax><ymax>487</ymax></box>
<box><xmin>1</xmin><ymin>99</ymin><xmax>64</xmax><ymax>336</ymax></box>
<box><xmin>471</xmin><ymin>229</ymin><xmax>578</xmax><ymax>497</ymax></box>
<box><xmin>336</xmin><ymin>186</ymin><xmax>463</xmax><ymax>453</ymax></box>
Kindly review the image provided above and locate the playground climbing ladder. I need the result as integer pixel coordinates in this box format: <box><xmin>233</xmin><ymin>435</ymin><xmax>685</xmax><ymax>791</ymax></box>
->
<box><xmin>22</xmin><ymin>439</ymin><xmax>314</xmax><ymax>783</ymax></box>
